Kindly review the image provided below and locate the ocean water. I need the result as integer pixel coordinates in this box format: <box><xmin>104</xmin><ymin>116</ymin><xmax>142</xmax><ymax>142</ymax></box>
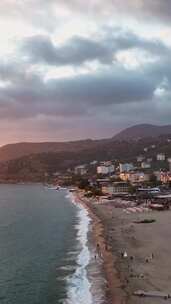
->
<box><xmin>0</xmin><ymin>184</ymin><xmax>106</xmax><ymax>304</ymax></box>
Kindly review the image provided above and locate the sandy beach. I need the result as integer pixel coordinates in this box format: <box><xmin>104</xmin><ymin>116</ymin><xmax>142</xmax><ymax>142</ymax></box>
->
<box><xmin>74</xmin><ymin>191</ymin><xmax>126</xmax><ymax>304</ymax></box>
<box><xmin>74</xmin><ymin>190</ymin><xmax>171</xmax><ymax>304</ymax></box>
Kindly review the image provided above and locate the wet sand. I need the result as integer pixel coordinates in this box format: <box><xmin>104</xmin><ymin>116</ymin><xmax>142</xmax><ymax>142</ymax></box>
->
<box><xmin>74</xmin><ymin>191</ymin><xmax>126</xmax><ymax>304</ymax></box>
<box><xmin>74</xmin><ymin>190</ymin><xmax>171</xmax><ymax>304</ymax></box>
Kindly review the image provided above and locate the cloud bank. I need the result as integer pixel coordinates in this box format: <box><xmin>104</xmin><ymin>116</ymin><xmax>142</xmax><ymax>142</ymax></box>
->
<box><xmin>0</xmin><ymin>0</ymin><xmax>170</xmax><ymax>144</ymax></box>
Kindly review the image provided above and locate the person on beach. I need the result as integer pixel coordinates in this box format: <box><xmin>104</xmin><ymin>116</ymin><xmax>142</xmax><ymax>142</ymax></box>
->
<box><xmin>123</xmin><ymin>251</ymin><xmax>128</xmax><ymax>258</ymax></box>
<box><xmin>96</xmin><ymin>243</ymin><xmax>103</xmax><ymax>259</ymax></box>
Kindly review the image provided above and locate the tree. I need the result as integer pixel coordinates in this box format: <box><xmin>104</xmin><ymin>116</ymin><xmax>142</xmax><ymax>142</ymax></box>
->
<box><xmin>149</xmin><ymin>174</ymin><xmax>157</xmax><ymax>185</ymax></box>
<box><xmin>78</xmin><ymin>178</ymin><xmax>90</xmax><ymax>190</ymax></box>
<box><xmin>128</xmin><ymin>184</ymin><xmax>136</xmax><ymax>194</ymax></box>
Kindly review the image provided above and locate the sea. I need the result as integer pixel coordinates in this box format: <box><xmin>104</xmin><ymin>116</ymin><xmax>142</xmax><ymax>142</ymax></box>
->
<box><xmin>0</xmin><ymin>184</ymin><xmax>106</xmax><ymax>304</ymax></box>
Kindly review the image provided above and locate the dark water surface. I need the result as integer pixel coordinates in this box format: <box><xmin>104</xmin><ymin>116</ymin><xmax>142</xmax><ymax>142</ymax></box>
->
<box><xmin>0</xmin><ymin>184</ymin><xmax>79</xmax><ymax>304</ymax></box>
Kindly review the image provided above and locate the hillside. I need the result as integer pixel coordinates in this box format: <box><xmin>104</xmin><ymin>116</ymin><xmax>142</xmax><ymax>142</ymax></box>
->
<box><xmin>0</xmin><ymin>139</ymin><xmax>107</xmax><ymax>162</ymax></box>
<box><xmin>0</xmin><ymin>124</ymin><xmax>170</xmax><ymax>163</ymax></box>
<box><xmin>113</xmin><ymin>124</ymin><xmax>171</xmax><ymax>141</ymax></box>
<box><xmin>0</xmin><ymin>134</ymin><xmax>171</xmax><ymax>182</ymax></box>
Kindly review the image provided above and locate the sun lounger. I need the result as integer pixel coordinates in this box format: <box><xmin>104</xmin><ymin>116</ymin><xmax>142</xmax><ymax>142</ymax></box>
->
<box><xmin>133</xmin><ymin>290</ymin><xmax>171</xmax><ymax>299</ymax></box>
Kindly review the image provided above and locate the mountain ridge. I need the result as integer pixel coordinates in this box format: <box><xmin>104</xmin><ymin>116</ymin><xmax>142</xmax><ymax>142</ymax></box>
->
<box><xmin>0</xmin><ymin>124</ymin><xmax>171</xmax><ymax>162</ymax></box>
<box><xmin>112</xmin><ymin>124</ymin><xmax>171</xmax><ymax>141</ymax></box>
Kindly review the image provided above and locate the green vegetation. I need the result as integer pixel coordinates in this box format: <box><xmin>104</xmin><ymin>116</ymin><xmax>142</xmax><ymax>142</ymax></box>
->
<box><xmin>0</xmin><ymin>133</ymin><xmax>170</xmax><ymax>182</ymax></box>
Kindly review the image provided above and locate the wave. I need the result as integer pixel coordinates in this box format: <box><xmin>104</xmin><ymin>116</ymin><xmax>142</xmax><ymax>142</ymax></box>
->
<box><xmin>64</xmin><ymin>192</ymin><xmax>93</xmax><ymax>304</ymax></box>
<box><xmin>59</xmin><ymin>265</ymin><xmax>76</xmax><ymax>271</ymax></box>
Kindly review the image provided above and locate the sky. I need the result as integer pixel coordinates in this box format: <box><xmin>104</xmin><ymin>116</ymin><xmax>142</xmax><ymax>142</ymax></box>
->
<box><xmin>0</xmin><ymin>0</ymin><xmax>171</xmax><ymax>145</ymax></box>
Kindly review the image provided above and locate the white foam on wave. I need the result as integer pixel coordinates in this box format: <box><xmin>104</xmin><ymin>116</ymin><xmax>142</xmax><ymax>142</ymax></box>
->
<box><xmin>59</xmin><ymin>265</ymin><xmax>76</xmax><ymax>271</ymax></box>
<box><xmin>64</xmin><ymin>192</ymin><xmax>93</xmax><ymax>304</ymax></box>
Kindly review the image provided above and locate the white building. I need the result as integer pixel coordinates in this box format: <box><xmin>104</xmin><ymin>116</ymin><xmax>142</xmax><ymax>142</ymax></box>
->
<box><xmin>74</xmin><ymin>165</ymin><xmax>87</xmax><ymax>175</ymax></box>
<box><xmin>137</xmin><ymin>155</ymin><xmax>144</xmax><ymax>162</ymax></box>
<box><xmin>90</xmin><ymin>160</ymin><xmax>98</xmax><ymax>165</ymax></box>
<box><xmin>157</xmin><ymin>153</ymin><xmax>165</xmax><ymax>161</ymax></box>
<box><xmin>119</xmin><ymin>163</ymin><xmax>134</xmax><ymax>173</ymax></box>
<box><xmin>53</xmin><ymin>171</ymin><xmax>60</xmax><ymax>176</ymax></box>
<box><xmin>100</xmin><ymin>161</ymin><xmax>113</xmax><ymax>166</ymax></box>
<box><xmin>102</xmin><ymin>182</ymin><xmax>129</xmax><ymax>194</ymax></box>
<box><xmin>97</xmin><ymin>164</ymin><xmax>115</xmax><ymax>175</ymax></box>
<box><xmin>120</xmin><ymin>172</ymin><xmax>150</xmax><ymax>183</ymax></box>
<box><xmin>141</xmin><ymin>162</ymin><xmax>151</xmax><ymax>169</ymax></box>
<box><xmin>130</xmin><ymin>172</ymin><xmax>150</xmax><ymax>183</ymax></box>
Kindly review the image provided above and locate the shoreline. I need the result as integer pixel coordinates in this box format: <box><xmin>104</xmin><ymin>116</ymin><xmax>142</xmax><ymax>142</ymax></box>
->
<box><xmin>71</xmin><ymin>189</ymin><xmax>171</xmax><ymax>304</ymax></box>
<box><xmin>65</xmin><ymin>199</ymin><xmax>93</xmax><ymax>304</ymax></box>
<box><xmin>72</xmin><ymin>190</ymin><xmax>126</xmax><ymax>304</ymax></box>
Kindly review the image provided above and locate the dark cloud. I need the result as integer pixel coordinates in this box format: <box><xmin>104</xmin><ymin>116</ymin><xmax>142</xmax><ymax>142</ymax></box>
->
<box><xmin>21</xmin><ymin>35</ymin><xmax>114</xmax><ymax>66</ymax></box>
<box><xmin>0</xmin><ymin>59</ymin><xmax>160</xmax><ymax>120</ymax></box>
<box><xmin>0</xmin><ymin>1</ymin><xmax>170</xmax><ymax>144</ymax></box>
<box><xmin>49</xmin><ymin>68</ymin><xmax>155</xmax><ymax>106</ymax></box>
<box><xmin>0</xmin><ymin>52</ymin><xmax>170</xmax><ymax>142</ymax></box>
<box><xmin>21</xmin><ymin>29</ymin><xmax>170</xmax><ymax>67</ymax></box>
<box><xmin>0</xmin><ymin>21</ymin><xmax>170</xmax><ymax>136</ymax></box>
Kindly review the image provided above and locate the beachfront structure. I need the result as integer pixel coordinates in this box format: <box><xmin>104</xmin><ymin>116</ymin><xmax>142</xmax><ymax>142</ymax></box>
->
<box><xmin>100</xmin><ymin>161</ymin><xmax>113</xmax><ymax>166</ymax></box>
<box><xmin>131</xmin><ymin>172</ymin><xmax>150</xmax><ymax>183</ymax></box>
<box><xmin>97</xmin><ymin>164</ymin><xmax>115</xmax><ymax>175</ymax></box>
<box><xmin>53</xmin><ymin>171</ymin><xmax>60</xmax><ymax>177</ymax></box>
<box><xmin>137</xmin><ymin>187</ymin><xmax>160</xmax><ymax>196</ymax></box>
<box><xmin>90</xmin><ymin>160</ymin><xmax>98</xmax><ymax>165</ymax></box>
<box><xmin>102</xmin><ymin>182</ymin><xmax>129</xmax><ymax>195</ymax></box>
<box><xmin>119</xmin><ymin>172</ymin><xmax>130</xmax><ymax>181</ymax></box>
<box><xmin>113</xmin><ymin>182</ymin><xmax>129</xmax><ymax>193</ymax></box>
<box><xmin>154</xmin><ymin>171</ymin><xmax>171</xmax><ymax>183</ymax></box>
<box><xmin>119</xmin><ymin>163</ymin><xmax>134</xmax><ymax>173</ymax></box>
<box><xmin>101</xmin><ymin>184</ymin><xmax>114</xmax><ymax>195</ymax></box>
<box><xmin>168</xmin><ymin>158</ymin><xmax>171</xmax><ymax>172</ymax></box>
<box><xmin>120</xmin><ymin>172</ymin><xmax>150</xmax><ymax>183</ymax></box>
<box><xmin>74</xmin><ymin>165</ymin><xmax>87</xmax><ymax>175</ymax></box>
<box><xmin>157</xmin><ymin>153</ymin><xmax>165</xmax><ymax>161</ymax></box>
<box><xmin>96</xmin><ymin>178</ymin><xmax>110</xmax><ymax>187</ymax></box>
<box><xmin>154</xmin><ymin>171</ymin><xmax>161</xmax><ymax>181</ymax></box>
<box><xmin>160</xmin><ymin>172</ymin><xmax>171</xmax><ymax>183</ymax></box>
<box><xmin>141</xmin><ymin>162</ymin><xmax>151</xmax><ymax>169</ymax></box>
<box><xmin>137</xmin><ymin>155</ymin><xmax>144</xmax><ymax>162</ymax></box>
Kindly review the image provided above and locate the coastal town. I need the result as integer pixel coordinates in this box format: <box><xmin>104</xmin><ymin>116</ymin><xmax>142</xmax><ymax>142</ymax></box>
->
<box><xmin>0</xmin><ymin>131</ymin><xmax>170</xmax><ymax>303</ymax></box>
<box><xmin>1</xmin><ymin>1</ymin><xmax>171</xmax><ymax>303</ymax></box>
<box><xmin>54</xmin><ymin>145</ymin><xmax>171</xmax><ymax>203</ymax></box>
<box><xmin>52</xmin><ymin>141</ymin><xmax>171</xmax><ymax>304</ymax></box>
